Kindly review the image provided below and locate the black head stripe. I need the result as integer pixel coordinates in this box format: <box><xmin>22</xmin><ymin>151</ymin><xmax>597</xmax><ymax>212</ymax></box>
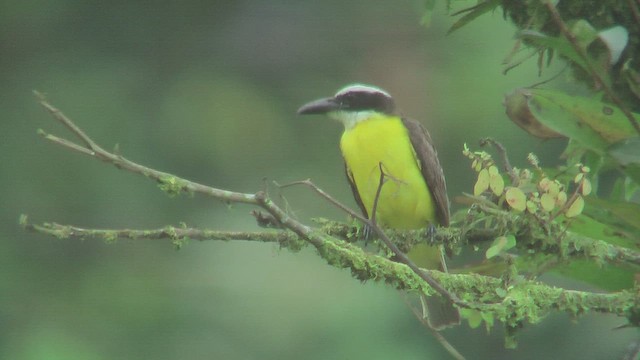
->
<box><xmin>334</xmin><ymin>88</ymin><xmax>395</xmax><ymax>114</ymax></box>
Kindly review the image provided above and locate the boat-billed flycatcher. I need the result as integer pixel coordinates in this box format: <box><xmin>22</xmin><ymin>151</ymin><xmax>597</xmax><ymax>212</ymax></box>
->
<box><xmin>297</xmin><ymin>83</ymin><xmax>459</xmax><ymax>329</ymax></box>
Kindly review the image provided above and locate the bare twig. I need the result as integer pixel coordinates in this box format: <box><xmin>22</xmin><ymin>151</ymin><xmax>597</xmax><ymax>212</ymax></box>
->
<box><xmin>276</xmin><ymin>179</ymin><xmax>368</xmax><ymax>223</ymax></box>
<box><xmin>543</xmin><ymin>1</ymin><xmax>640</xmax><ymax>136</ymax></box>
<box><xmin>627</xmin><ymin>0</ymin><xmax>640</xmax><ymax>27</ymax></box>
<box><xmin>35</xmin><ymin>92</ymin><xmax>257</xmax><ymax>205</ymax></box>
<box><xmin>622</xmin><ymin>339</ymin><xmax>640</xmax><ymax>360</ymax></box>
<box><xmin>479</xmin><ymin>138</ymin><xmax>519</xmax><ymax>186</ymax></box>
<box><xmin>34</xmin><ymin>91</ymin><xmax>104</xmax><ymax>151</ymax></box>
<box><xmin>402</xmin><ymin>295</ymin><xmax>466</xmax><ymax>360</ymax></box>
<box><xmin>502</xmin><ymin>48</ymin><xmax>539</xmax><ymax>75</ymax></box>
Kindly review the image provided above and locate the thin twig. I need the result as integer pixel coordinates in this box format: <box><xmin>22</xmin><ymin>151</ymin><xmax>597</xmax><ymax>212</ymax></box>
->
<box><xmin>543</xmin><ymin>1</ymin><xmax>640</xmax><ymax>136</ymax></box>
<box><xmin>402</xmin><ymin>295</ymin><xmax>466</xmax><ymax>360</ymax></box>
<box><xmin>502</xmin><ymin>48</ymin><xmax>540</xmax><ymax>75</ymax></box>
<box><xmin>622</xmin><ymin>339</ymin><xmax>640</xmax><ymax>360</ymax></box>
<box><xmin>366</xmin><ymin>165</ymin><xmax>469</xmax><ymax>309</ymax></box>
<box><xmin>34</xmin><ymin>91</ymin><xmax>105</xmax><ymax>152</ymax></box>
<box><xmin>276</xmin><ymin>179</ymin><xmax>369</xmax><ymax>223</ymax></box>
<box><xmin>34</xmin><ymin>92</ymin><xmax>258</xmax><ymax>205</ymax></box>
<box><xmin>627</xmin><ymin>0</ymin><xmax>640</xmax><ymax>27</ymax></box>
<box><xmin>479</xmin><ymin>138</ymin><xmax>519</xmax><ymax>186</ymax></box>
<box><xmin>38</xmin><ymin>131</ymin><xmax>97</xmax><ymax>156</ymax></box>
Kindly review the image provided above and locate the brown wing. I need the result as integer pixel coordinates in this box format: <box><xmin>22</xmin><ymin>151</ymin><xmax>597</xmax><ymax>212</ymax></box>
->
<box><xmin>400</xmin><ymin>117</ymin><xmax>450</xmax><ymax>226</ymax></box>
<box><xmin>344</xmin><ymin>163</ymin><xmax>369</xmax><ymax>219</ymax></box>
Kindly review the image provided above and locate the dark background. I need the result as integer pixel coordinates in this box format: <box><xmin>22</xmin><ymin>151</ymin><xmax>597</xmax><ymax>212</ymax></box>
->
<box><xmin>2</xmin><ymin>1</ymin><xmax>635</xmax><ymax>359</ymax></box>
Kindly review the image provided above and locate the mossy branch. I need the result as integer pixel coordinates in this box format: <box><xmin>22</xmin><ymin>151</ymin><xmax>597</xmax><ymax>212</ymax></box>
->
<box><xmin>318</xmin><ymin>215</ymin><xmax>640</xmax><ymax>268</ymax></box>
<box><xmin>20</xmin><ymin>216</ymin><xmax>638</xmax><ymax>322</ymax></box>
<box><xmin>26</xmin><ymin>92</ymin><xmax>640</xmax><ymax>349</ymax></box>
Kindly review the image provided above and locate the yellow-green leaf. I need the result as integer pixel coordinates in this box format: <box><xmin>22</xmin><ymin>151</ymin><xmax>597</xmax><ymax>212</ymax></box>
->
<box><xmin>565</xmin><ymin>195</ymin><xmax>585</xmax><ymax>217</ymax></box>
<box><xmin>505</xmin><ymin>187</ymin><xmax>526</xmax><ymax>212</ymax></box>
<box><xmin>548</xmin><ymin>181</ymin><xmax>560</xmax><ymax>196</ymax></box>
<box><xmin>486</xmin><ymin>235</ymin><xmax>516</xmax><ymax>259</ymax></box>
<box><xmin>540</xmin><ymin>193</ymin><xmax>555</xmax><ymax>212</ymax></box>
<box><xmin>474</xmin><ymin>168</ymin><xmax>490</xmax><ymax>196</ymax></box>
<box><xmin>556</xmin><ymin>191</ymin><xmax>568</xmax><ymax>207</ymax></box>
<box><xmin>538</xmin><ymin>178</ymin><xmax>551</xmax><ymax>192</ymax></box>
<box><xmin>460</xmin><ymin>309</ymin><xmax>483</xmax><ymax>329</ymax></box>
<box><xmin>581</xmin><ymin>178</ymin><xmax>592</xmax><ymax>196</ymax></box>
<box><xmin>488</xmin><ymin>165</ymin><xmax>505</xmax><ymax>196</ymax></box>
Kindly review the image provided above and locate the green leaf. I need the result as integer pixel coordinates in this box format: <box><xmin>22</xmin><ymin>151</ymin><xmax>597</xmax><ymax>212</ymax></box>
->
<box><xmin>552</xmin><ymin>259</ymin><xmax>636</xmax><ymax>291</ymax></box>
<box><xmin>610</xmin><ymin>177</ymin><xmax>626</xmax><ymax>201</ymax></box>
<box><xmin>448</xmin><ymin>0</ymin><xmax>501</xmax><ymax>35</ymax></box>
<box><xmin>518</xmin><ymin>30</ymin><xmax>588</xmax><ymax>71</ymax></box>
<box><xmin>569</xmin><ymin>212</ymin><xmax>637</xmax><ymax>249</ymax></box>
<box><xmin>420</xmin><ymin>0</ymin><xmax>437</xmax><ymax>27</ymax></box>
<box><xmin>461</xmin><ymin>309</ymin><xmax>483</xmax><ymax>329</ymax></box>
<box><xmin>570</xmin><ymin>19</ymin><xmax>599</xmax><ymax>50</ymax></box>
<box><xmin>608</xmin><ymin>137</ymin><xmax>640</xmax><ymax>166</ymax></box>
<box><xmin>486</xmin><ymin>235</ymin><xmax>516</xmax><ymax>259</ymax></box>
<box><xmin>584</xmin><ymin>196</ymin><xmax>640</xmax><ymax>233</ymax></box>
<box><xmin>503</xmin><ymin>234</ymin><xmax>516</xmax><ymax>250</ymax></box>
<box><xmin>481</xmin><ymin>311</ymin><xmax>495</xmax><ymax>331</ymax></box>
<box><xmin>621</xmin><ymin>165</ymin><xmax>640</xmax><ymax>186</ymax></box>
<box><xmin>517</xmin><ymin>20</ymin><xmax>611</xmax><ymax>86</ymax></box>
<box><xmin>505</xmin><ymin>88</ymin><xmax>639</xmax><ymax>153</ymax></box>
<box><xmin>485</xmin><ymin>244</ymin><xmax>501</xmax><ymax>259</ymax></box>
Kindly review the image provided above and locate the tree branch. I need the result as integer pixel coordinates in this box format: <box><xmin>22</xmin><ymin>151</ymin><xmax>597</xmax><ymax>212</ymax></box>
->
<box><xmin>27</xmin><ymin>92</ymin><xmax>640</xmax><ymax>348</ymax></box>
<box><xmin>34</xmin><ymin>91</ymin><xmax>257</xmax><ymax>205</ymax></box>
<box><xmin>318</xmin><ymin>214</ymin><xmax>640</xmax><ymax>268</ymax></box>
<box><xmin>21</xmin><ymin>216</ymin><xmax>637</xmax><ymax>324</ymax></box>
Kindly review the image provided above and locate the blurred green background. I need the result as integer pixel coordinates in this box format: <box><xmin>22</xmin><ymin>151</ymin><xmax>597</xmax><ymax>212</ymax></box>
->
<box><xmin>2</xmin><ymin>1</ymin><xmax>637</xmax><ymax>359</ymax></box>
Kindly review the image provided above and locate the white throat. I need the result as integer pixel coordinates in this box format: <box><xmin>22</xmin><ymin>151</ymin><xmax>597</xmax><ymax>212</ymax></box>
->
<box><xmin>329</xmin><ymin>110</ymin><xmax>377</xmax><ymax>130</ymax></box>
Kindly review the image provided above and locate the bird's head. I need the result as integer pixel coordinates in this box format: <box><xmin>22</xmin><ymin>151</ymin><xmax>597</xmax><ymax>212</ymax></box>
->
<box><xmin>297</xmin><ymin>84</ymin><xmax>395</xmax><ymax>129</ymax></box>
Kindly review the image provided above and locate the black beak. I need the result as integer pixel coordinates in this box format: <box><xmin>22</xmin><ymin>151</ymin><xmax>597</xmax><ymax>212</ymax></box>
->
<box><xmin>297</xmin><ymin>97</ymin><xmax>340</xmax><ymax>115</ymax></box>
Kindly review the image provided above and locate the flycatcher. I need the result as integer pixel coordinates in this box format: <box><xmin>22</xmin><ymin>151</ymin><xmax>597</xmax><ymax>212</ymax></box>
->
<box><xmin>297</xmin><ymin>83</ymin><xmax>459</xmax><ymax>329</ymax></box>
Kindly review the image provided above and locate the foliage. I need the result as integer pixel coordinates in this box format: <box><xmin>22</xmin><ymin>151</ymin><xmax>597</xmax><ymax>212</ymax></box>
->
<box><xmin>429</xmin><ymin>0</ymin><xmax>640</xmax><ymax>350</ymax></box>
<box><xmin>13</xmin><ymin>1</ymin><xmax>640</xmax><ymax>358</ymax></box>
<box><xmin>440</xmin><ymin>0</ymin><xmax>640</xmax><ymax>108</ymax></box>
<box><xmin>25</xmin><ymin>90</ymin><xmax>640</xmax><ymax>354</ymax></box>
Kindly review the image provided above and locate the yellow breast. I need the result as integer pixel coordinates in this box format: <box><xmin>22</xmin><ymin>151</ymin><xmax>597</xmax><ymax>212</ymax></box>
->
<box><xmin>340</xmin><ymin>114</ymin><xmax>436</xmax><ymax>229</ymax></box>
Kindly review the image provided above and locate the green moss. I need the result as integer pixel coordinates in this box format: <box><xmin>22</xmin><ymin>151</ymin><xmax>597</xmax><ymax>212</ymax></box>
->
<box><xmin>101</xmin><ymin>231</ymin><xmax>118</xmax><ymax>244</ymax></box>
<box><xmin>157</xmin><ymin>176</ymin><xmax>191</xmax><ymax>197</ymax></box>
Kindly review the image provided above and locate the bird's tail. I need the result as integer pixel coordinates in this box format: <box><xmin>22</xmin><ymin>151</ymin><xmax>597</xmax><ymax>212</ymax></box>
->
<box><xmin>408</xmin><ymin>242</ymin><xmax>460</xmax><ymax>330</ymax></box>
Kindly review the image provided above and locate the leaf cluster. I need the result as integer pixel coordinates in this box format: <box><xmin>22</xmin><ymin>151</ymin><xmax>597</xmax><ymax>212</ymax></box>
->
<box><xmin>442</xmin><ymin>0</ymin><xmax>640</xmax><ymax>108</ymax></box>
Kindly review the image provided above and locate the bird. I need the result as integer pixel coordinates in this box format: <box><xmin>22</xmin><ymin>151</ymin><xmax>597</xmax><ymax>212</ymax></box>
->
<box><xmin>297</xmin><ymin>83</ymin><xmax>459</xmax><ymax>329</ymax></box>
